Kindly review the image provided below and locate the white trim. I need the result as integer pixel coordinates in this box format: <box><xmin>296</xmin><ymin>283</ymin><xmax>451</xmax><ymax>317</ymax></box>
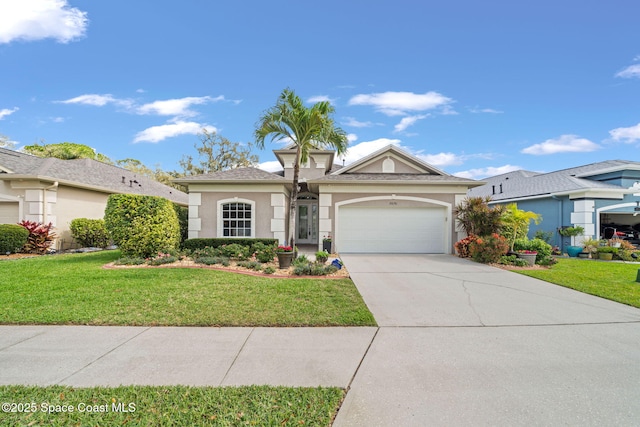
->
<box><xmin>217</xmin><ymin>198</ymin><xmax>256</xmax><ymax>238</ymax></box>
<box><xmin>334</xmin><ymin>195</ymin><xmax>452</xmax><ymax>254</ymax></box>
<box><xmin>596</xmin><ymin>201</ymin><xmax>639</xmax><ymax>239</ymax></box>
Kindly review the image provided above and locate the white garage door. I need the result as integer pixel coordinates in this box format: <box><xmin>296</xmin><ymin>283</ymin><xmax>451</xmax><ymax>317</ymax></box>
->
<box><xmin>337</xmin><ymin>206</ymin><xmax>446</xmax><ymax>253</ymax></box>
<box><xmin>0</xmin><ymin>202</ymin><xmax>19</xmax><ymax>224</ymax></box>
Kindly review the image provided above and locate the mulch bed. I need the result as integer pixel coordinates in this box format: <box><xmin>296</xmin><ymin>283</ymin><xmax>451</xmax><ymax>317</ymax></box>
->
<box><xmin>103</xmin><ymin>257</ymin><xmax>350</xmax><ymax>279</ymax></box>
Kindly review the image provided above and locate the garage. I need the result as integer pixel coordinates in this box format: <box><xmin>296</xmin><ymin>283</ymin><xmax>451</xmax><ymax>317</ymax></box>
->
<box><xmin>0</xmin><ymin>202</ymin><xmax>19</xmax><ymax>224</ymax></box>
<box><xmin>337</xmin><ymin>205</ymin><xmax>446</xmax><ymax>253</ymax></box>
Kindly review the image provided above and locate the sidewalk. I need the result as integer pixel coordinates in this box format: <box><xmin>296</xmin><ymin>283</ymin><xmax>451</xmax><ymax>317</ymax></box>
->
<box><xmin>0</xmin><ymin>326</ymin><xmax>376</xmax><ymax>387</ymax></box>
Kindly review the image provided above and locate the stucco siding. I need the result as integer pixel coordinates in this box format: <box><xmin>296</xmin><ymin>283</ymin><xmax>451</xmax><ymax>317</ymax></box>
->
<box><xmin>197</xmin><ymin>192</ymin><xmax>279</xmax><ymax>239</ymax></box>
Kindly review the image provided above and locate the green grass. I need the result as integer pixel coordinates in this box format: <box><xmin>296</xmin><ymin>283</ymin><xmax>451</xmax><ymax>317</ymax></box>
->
<box><xmin>0</xmin><ymin>385</ymin><xmax>343</xmax><ymax>426</ymax></box>
<box><xmin>517</xmin><ymin>258</ymin><xmax>640</xmax><ymax>308</ymax></box>
<box><xmin>0</xmin><ymin>251</ymin><xmax>375</xmax><ymax>326</ymax></box>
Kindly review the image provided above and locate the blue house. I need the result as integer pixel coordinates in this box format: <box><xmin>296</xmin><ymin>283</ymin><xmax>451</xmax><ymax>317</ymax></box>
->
<box><xmin>467</xmin><ymin>160</ymin><xmax>640</xmax><ymax>249</ymax></box>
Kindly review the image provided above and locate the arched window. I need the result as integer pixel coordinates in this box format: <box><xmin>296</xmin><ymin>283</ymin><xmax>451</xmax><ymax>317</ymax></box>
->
<box><xmin>218</xmin><ymin>199</ymin><xmax>255</xmax><ymax>237</ymax></box>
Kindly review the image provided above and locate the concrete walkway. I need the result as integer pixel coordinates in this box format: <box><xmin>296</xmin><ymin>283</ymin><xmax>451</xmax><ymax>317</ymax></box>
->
<box><xmin>2</xmin><ymin>254</ymin><xmax>640</xmax><ymax>426</ymax></box>
<box><xmin>0</xmin><ymin>326</ymin><xmax>375</xmax><ymax>387</ymax></box>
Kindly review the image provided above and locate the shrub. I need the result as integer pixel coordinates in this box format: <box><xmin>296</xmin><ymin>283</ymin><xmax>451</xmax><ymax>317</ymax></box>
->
<box><xmin>104</xmin><ymin>194</ymin><xmax>180</xmax><ymax>258</ymax></box>
<box><xmin>19</xmin><ymin>220</ymin><xmax>56</xmax><ymax>254</ymax></box>
<box><xmin>147</xmin><ymin>253</ymin><xmax>178</xmax><ymax>266</ymax></box>
<box><xmin>114</xmin><ymin>257</ymin><xmax>147</xmax><ymax>265</ymax></box>
<box><xmin>454</xmin><ymin>234</ymin><xmax>479</xmax><ymax>258</ymax></box>
<box><xmin>293</xmin><ymin>262</ymin><xmax>339</xmax><ymax>276</ymax></box>
<box><xmin>219</xmin><ymin>243</ymin><xmax>251</xmax><ymax>260</ymax></box>
<box><xmin>253</xmin><ymin>242</ymin><xmax>277</xmax><ymax>263</ymax></box>
<box><xmin>513</xmin><ymin>238</ymin><xmax>552</xmax><ymax>263</ymax></box>
<box><xmin>263</xmin><ymin>266</ymin><xmax>276</xmax><ymax>274</ymax></box>
<box><xmin>0</xmin><ymin>224</ymin><xmax>29</xmax><ymax>254</ymax></box>
<box><xmin>237</xmin><ymin>260</ymin><xmax>262</xmax><ymax>271</ymax></box>
<box><xmin>292</xmin><ymin>255</ymin><xmax>309</xmax><ymax>267</ymax></box>
<box><xmin>173</xmin><ymin>203</ymin><xmax>188</xmax><ymax>246</ymax></box>
<box><xmin>193</xmin><ymin>256</ymin><xmax>229</xmax><ymax>266</ymax></box>
<box><xmin>537</xmin><ymin>255</ymin><xmax>557</xmax><ymax>266</ymax></box>
<box><xmin>183</xmin><ymin>238</ymin><xmax>277</xmax><ymax>251</ymax></box>
<box><xmin>468</xmin><ymin>233</ymin><xmax>509</xmax><ymax>264</ymax></box>
<box><xmin>69</xmin><ymin>218</ymin><xmax>110</xmax><ymax>248</ymax></box>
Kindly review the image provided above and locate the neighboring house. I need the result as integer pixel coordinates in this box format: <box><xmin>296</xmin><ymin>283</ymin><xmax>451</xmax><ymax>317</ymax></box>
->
<box><xmin>0</xmin><ymin>147</ymin><xmax>188</xmax><ymax>250</ymax></box>
<box><xmin>467</xmin><ymin>160</ymin><xmax>640</xmax><ymax>247</ymax></box>
<box><xmin>174</xmin><ymin>145</ymin><xmax>483</xmax><ymax>254</ymax></box>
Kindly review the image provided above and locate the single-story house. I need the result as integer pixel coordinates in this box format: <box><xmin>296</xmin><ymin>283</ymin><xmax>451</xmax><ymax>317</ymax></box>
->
<box><xmin>174</xmin><ymin>144</ymin><xmax>483</xmax><ymax>254</ymax></box>
<box><xmin>0</xmin><ymin>147</ymin><xmax>188</xmax><ymax>250</ymax></box>
<box><xmin>467</xmin><ymin>160</ymin><xmax>640</xmax><ymax>247</ymax></box>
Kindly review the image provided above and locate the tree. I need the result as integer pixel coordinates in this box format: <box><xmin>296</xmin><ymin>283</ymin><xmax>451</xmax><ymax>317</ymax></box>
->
<box><xmin>0</xmin><ymin>134</ymin><xmax>15</xmax><ymax>149</ymax></box>
<box><xmin>254</xmin><ymin>88</ymin><xmax>348</xmax><ymax>247</ymax></box>
<box><xmin>23</xmin><ymin>142</ymin><xmax>113</xmax><ymax>164</ymax></box>
<box><xmin>116</xmin><ymin>158</ymin><xmax>185</xmax><ymax>191</ymax></box>
<box><xmin>455</xmin><ymin>196</ymin><xmax>504</xmax><ymax>237</ymax></box>
<box><xmin>500</xmin><ymin>203</ymin><xmax>541</xmax><ymax>251</ymax></box>
<box><xmin>179</xmin><ymin>129</ymin><xmax>258</xmax><ymax>176</ymax></box>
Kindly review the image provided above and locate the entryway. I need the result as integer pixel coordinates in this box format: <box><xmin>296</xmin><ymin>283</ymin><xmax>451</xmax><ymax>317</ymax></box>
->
<box><xmin>296</xmin><ymin>201</ymin><xmax>318</xmax><ymax>245</ymax></box>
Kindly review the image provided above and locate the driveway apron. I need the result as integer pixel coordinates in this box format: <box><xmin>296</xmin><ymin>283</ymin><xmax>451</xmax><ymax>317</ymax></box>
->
<box><xmin>335</xmin><ymin>254</ymin><xmax>640</xmax><ymax>426</ymax></box>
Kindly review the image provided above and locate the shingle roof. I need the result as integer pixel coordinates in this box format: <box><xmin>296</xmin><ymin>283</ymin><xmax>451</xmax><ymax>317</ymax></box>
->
<box><xmin>468</xmin><ymin>160</ymin><xmax>638</xmax><ymax>201</ymax></box>
<box><xmin>173</xmin><ymin>167</ymin><xmax>288</xmax><ymax>183</ymax></box>
<box><xmin>313</xmin><ymin>173</ymin><xmax>481</xmax><ymax>184</ymax></box>
<box><xmin>0</xmin><ymin>148</ymin><xmax>187</xmax><ymax>205</ymax></box>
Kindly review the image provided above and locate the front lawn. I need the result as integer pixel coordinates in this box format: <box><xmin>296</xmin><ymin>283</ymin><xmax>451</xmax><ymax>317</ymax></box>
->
<box><xmin>517</xmin><ymin>258</ymin><xmax>640</xmax><ymax>308</ymax></box>
<box><xmin>0</xmin><ymin>251</ymin><xmax>375</xmax><ymax>326</ymax></box>
<box><xmin>0</xmin><ymin>385</ymin><xmax>343</xmax><ymax>426</ymax></box>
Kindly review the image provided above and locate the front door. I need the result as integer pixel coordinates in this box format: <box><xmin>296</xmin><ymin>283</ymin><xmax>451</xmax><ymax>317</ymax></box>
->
<box><xmin>297</xmin><ymin>202</ymin><xmax>318</xmax><ymax>244</ymax></box>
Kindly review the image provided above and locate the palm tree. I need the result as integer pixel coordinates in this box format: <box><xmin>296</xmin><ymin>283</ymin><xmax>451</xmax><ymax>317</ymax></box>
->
<box><xmin>255</xmin><ymin>88</ymin><xmax>348</xmax><ymax>248</ymax></box>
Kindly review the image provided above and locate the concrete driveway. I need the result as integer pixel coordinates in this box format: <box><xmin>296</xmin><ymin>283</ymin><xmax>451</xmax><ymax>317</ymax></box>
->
<box><xmin>335</xmin><ymin>254</ymin><xmax>640</xmax><ymax>426</ymax></box>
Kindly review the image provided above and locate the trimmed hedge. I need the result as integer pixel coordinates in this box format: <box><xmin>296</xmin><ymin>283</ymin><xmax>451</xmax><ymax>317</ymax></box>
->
<box><xmin>183</xmin><ymin>238</ymin><xmax>278</xmax><ymax>251</ymax></box>
<box><xmin>104</xmin><ymin>194</ymin><xmax>180</xmax><ymax>258</ymax></box>
<box><xmin>0</xmin><ymin>224</ymin><xmax>29</xmax><ymax>254</ymax></box>
<box><xmin>69</xmin><ymin>218</ymin><xmax>110</xmax><ymax>248</ymax></box>
<box><xmin>173</xmin><ymin>203</ymin><xmax>188</xmax><ymax>245</ymax></box>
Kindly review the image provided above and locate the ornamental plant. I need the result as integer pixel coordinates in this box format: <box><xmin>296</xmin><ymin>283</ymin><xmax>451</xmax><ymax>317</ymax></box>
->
<box><xmin>468</xmin><ymin>233</ymin><xmax>509</xmax><ymax>264</ymax></box>
<box><xmin>69</xmin><ymin>218</ymin><xmax>110</xmax><ymax>248</ymax></box>
<box><xmin>454</xmin><ymin>234</ymin><xmax>479</xmax><ymax>258</ymax></box>
<box><xmin>18</xmin><ymin>220</ymin><xmax>56</xmax><ymax>254</ymax></box>
<box><xmin>104</xmin><ymin>194</ymin><xmax>180</xmax><ymax>258</ymax></box>
<box><xmin>513</xmin><ymin>238</ymin><xmax>552</xmax><ymax>263</ymax></box>
<box><xmin>0</xmin><ymin>224</ymin><xmax>29</xmax><ymax>254</ymax></box>
<box><xmin>277</xmin><ymin>245</ymin><xmax>293</xmax><ymax>252</ymax></box>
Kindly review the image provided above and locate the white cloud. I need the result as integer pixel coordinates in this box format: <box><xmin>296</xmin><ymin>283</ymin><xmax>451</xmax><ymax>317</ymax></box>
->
<box><xmin>609</xmin><ymin>122</ymin><xmax>640</xmax><ymax>143</ymax></box>
<box><xmin>468</xmin><ymin>106</ymin><xmax>504</xmax><ymax>114</ymax></box>
<box><xmin>258</xmin><ymin>160</ymin><xmax>282</xmax><ymax>173</ymax></box>
<box><xmin>521</xmin><ymin>134</ymin><xmax>600</xmax><ymax>155</ymax></box>
<box><xmin>58</xmin><ymin>94</ymin><xmax>132</xmax><ymax>108</ymax></box>
<box><xmin>342</xmin><ymin>117</ymin><xmax>375</xmax><ymax>128</ymax></box>
<box><xmin>346</xmin><ymin>133</ymin><xmax>358</xmax><ymax>143</ymax></box>
<box><xmin>0</xmin><ymin>0</ymin><xmax>88</xmax><ymax>44</ymax></box>
<box><xmin>0</xmin><ymin>107</ymin><xmax>19</xmax><ymax>119</ymax></box>
<box><xmin>133</xmin><ymin>121</ymin><xmax>216</xmax><ymax>143</ymax></box>
<box><xmin>417</xmin><ymin>152</ymin><xmax>464</xmax><ymax>167</ymax></box>
<box><xmin>307</xmin><ymin>95</ymin><xmax>334</xmax><ymax>104</ymax></box>
<box><xmin>453</xmin><ymin>164</ymin><xmax>522</xmax><ymax>180</ymax></box>
<box><xmin>337</xmin><ymin>138</ymin><xmax>402</xmax><ymax>164</ymax></box>
<box><xmin>615</xmin><ymin>64</ymin><xmax>640</xmax><ymax>79</ymax></box>
<box><xmin>394</xmin><ymin>114</ymin><xmax>428</xmax><ymax>133</ymax></box>
<box><xmin>348</xmin><ymin>91</ymin><xmax>453</xmax><ymax>116</ymax></box>
<box><xmin>137</xmin><ymin>95</ymin><xmax>223</xmax><ymax>117</ymax></box>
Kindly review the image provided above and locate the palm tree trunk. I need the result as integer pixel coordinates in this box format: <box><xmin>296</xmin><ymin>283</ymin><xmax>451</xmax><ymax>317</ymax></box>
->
<box><xmin>288</xmin><ymin>148</ymin><xmax>302</xmax><ymax>248</ymax></box>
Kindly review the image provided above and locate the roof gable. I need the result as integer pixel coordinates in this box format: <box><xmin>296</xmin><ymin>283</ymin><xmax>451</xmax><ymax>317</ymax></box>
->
<box><xmin>333</xmin><ymin>144</ymin><xmax>449</xmax><ymax>176</ymax></box>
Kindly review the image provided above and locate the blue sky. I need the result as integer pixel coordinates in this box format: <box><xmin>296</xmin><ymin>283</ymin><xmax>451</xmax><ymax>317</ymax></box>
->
<box><xmin>0</xmin><ymin>0</ymin><xmax>638</xmax><ymax>179</ymax></box>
